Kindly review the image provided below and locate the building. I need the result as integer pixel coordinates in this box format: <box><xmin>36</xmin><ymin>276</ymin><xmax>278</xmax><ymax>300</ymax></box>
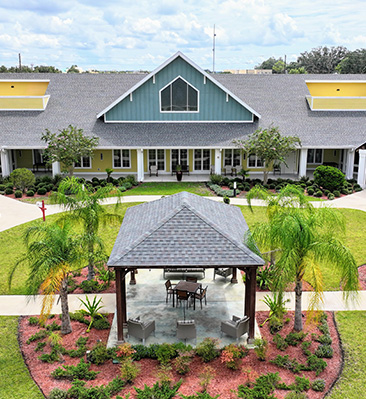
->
<box><xmin>0</xmin><ymin>51</ymin><xmax>366</xmax><ymax>187</ymax></box>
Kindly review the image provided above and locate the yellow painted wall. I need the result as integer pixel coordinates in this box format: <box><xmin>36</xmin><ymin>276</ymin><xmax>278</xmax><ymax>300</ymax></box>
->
<box><xmin>306</xmin><ymin>82</ymin><xmax>366</xmax><ymax>97</ymax></box>
<box><xmin>0</xmin><ymin>81</ymin><xmax>49</xmax><ymax>96</ymax></box>
<box><xmin>0</xmin><ymin>97</ymin><xmax>45</xmax><ymax>109</ymax></box>
<box><xmin>312</xmin><ymin>97</ymin><xmax>366</xmax><ymax>110</ymax></box>
<box><xmin>323</xmin><ymin>149</ymin><xmax>339</xmax><ymax>163</ymax></box>
<box><xmin>166</xmin><ymin>150</ymin><xmax>171</xmax><ymax>172</ymax></box>
<box><xmin>188</xmin><ymin>150</ymin><xmax>193</xmax><ymax>172</ymax></box>
<box><xmin>15</xmin><ymin>150</ymin><xmax>33</xmax><ymax>168</ymax></box>
<box><xmin>143</xmin><ymin>150</ymin><xmax>148</xmax><ymax>172</ymax></box>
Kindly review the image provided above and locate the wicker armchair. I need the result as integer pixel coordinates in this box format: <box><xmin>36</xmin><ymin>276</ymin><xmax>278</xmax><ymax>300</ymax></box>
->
<box><xmin>177</xmin><ymin>319</ymin><xmax>196</xmax><ymax>343</ymax></box>
<box><xmin>127</xmin><ymin>316</ymin><xmax>155</xmax><ymax>345</ymax></box>
<box><xmin>221</xmin><ymin>315</ymin><xmax>249</xmax><ymax>343</ymax></box>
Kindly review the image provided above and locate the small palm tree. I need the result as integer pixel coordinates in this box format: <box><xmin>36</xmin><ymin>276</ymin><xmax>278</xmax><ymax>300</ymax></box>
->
<box><xmin>246</xmin><ymin>185</ymin><xmax>359</xmax><ymax>331</ymax></box>
<box><xmin>51</xmin><ymin>177</ymin><xmax>122</xmax><ymax>280</ymax></box>
<box><xmin>78</xmin><ymin>295</ymin><xmax>105</xmax><ymax>332</ymax></box>
<box><xmin>9</xmin><ymin>221</ymin><xmax>84</xmax><ymax>334</ymax></box>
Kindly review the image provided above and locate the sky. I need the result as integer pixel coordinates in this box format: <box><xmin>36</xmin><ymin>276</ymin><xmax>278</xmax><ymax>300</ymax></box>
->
<box><xmin>0</xmin><ymin>0</ymin><xmax>365</xmax><ymax>72</ymax></box>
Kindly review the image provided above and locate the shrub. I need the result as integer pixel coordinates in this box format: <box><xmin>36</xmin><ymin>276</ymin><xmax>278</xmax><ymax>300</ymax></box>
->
<box><xmin>220</xmin><ymin>344</ymin><xmax>247</xmax><ymax>370</ymax></box>
<box><xmin>0</xmin><ymin>184</ymin><xmax>5</xmax><ymax>191</ymax></box>
<box><xmin>6</xmin><ymin>182</ymin><xmax>14</xmax><ymax>189</ymax></box>
<box><xmin>315</xmin><ymin>344</ymin><xmax>333</xmax><ymax>358</ymax></box>
<box><xmin>314</xmin><ymin>165</ymin><xmax>346</xmax><ymax>191</ymax></box>
<box><xmin>173</xmin><ymin>350</ymin><xmax>194</xmax><ymax>375</ymax></box>
<box><xmin>327</xmin><ymin>193</ymin><xmax>335</xmax><ymax>200</ymax></box>
<box><xmin>269</xmin><ymin>316</ymin><xmax>284</xmax><ymax>335</ymax></box>
<box><xmin>51</xmin><ymin>359</ymin><xmax>99</xmax><ymax>381</ymax></box>
<box><xmin>124</xmin><ymin>181</ymin><xmax>132</xmax><ymax>189</ymax></box>
<box><xmin>119</xmin><ymin>186</ymin><xmax>126</xmax><ymax>192</ymax></box>
<box><xmin>35</xmin><ymin>341</ymin><xmax>47</xmax><ymax>352</ymax></box>
<box><xmin>284</xmin><ymin>393</ymin><xmax>307</xmax><ymax>399</ymax></box>
<box><xmin>314</xmin><ymin>190</ymin><xmax>323</xmax><ymax>197</ymax></box>
<box><xmin>237</xmin><ymin>372</ymin><xmax>280</xmax><ymax>398</ymax></box>
<box><xmin>5</xmin><ymin>187</ymin><xmax>13</xmax><ymax>195</ymax></box>
<box><xmin>93</xmin><ymin>317</ymin><xmax>110</xmax><ymax>330</ymax></box>
<box><xmin>125</xmin><ymin>174</ymin><xmax>138</xmax><ymax>186</ymax></box>
<box><xmin>48</xmin><ymin>388</ymin><xmax>68</xmax><ymax>399</ymax></box>
<box><xmin>14</xmin><ymin>190</ymin><xmax>22</xmax><ymax>198</ymax></box>
<box><xmin>285</xmin><ymin>331</ymin><xmax>308</xmax><ymax>346</ymax></box>
<box><xmin>37</xmin><ymin>187</ymin><xmax>47</xmax><ymax>195</ymax></box>
<box><xmin>120</xmin><ymin>358</ymin><xmax>140</xmax><ymax>383</ymax></box>
<box><xmin>134</xmin><ymin>380</ymin><xmax>182</xmax><ymax>399</ymax></box>
<box><xmin>317</xmin><ymin>334</ymin><xmax>332</xmax><ymax>345</ymax></box>
<box><xmin>307</xmin><ymin>354</ymin><xmax>327</xmax><ymax>376</ymax></box>
<box><xmin>88</xmin><ymin>342</ymin><xmax>112</xmax><ymax>365</ymax></box>
<box><xmin>79</xmin><ymin>279</ymin><xmax>102</xmax><ymax>293</ymax></box>
<box><xmin>156</xmin><ymin>343</ymin><xmax>176</xmax><ymax>364</ymax></box>
<box><xmin>273</xmin><ymin>333</ymin><xmax>288</xmax><ymax>351</ymax></box>
<box><xmin>26</xmin><ymin>329</ymin><xmax>49</xmax><ymax>344</ymax></box>
<box><xmin>199</xmin><ymin>366</ymin><xmax>215</xmax><ymax>392</ymax></box>
<box><xmin>26</xmin><ymin>190</ymin><xmax>35</xmax><ymax>197</ymax></box>
<box><xmin>311</xmin><ymin>379</ymin><xmax>326</xmax><ymax>392</ymax></box>
<box><xmin>28</xmin><ymin>316</ymin><xmax>39</xmax><ymax>326</ymax></box>
<box><xmin>10</xmin><ymin>168</ymin><xmax>36</xmax><ymax>192</ymax></box>
<box><xmin>270</xmin><ymin>355</ymin><xmax>304</xmax><ymax>373</ymax></box>
<box><xmin>46</xmin><ymin>321</ymin><xmax>61</xmax><ymax>331</ymax></box>
<box><xmin>254</xmin><ymin>338</ymin><xmax>268</xmax><ymax>361</ymax></box>
<box><xmin>223</xmin><ymin>196</ymin><xmax>230</xmax><ymax>204</ymax></box>
<box><xmin>196</xmin><ymin>338</ymin><xmax>220</xmax><ymax>363</ymax></box>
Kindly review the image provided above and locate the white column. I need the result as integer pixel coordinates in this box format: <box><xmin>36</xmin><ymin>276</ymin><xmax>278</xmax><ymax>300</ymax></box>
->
<box><xmin>137</xmin><ymin>149</ymin><xmax>144</xmax><ymax>182</ymax></box>
<box><xmin>357</xmin><ymin>150</ymin><xmax>366</xmax><ymax>189</ymax></box>
<box><xmin>52</xmin><ymin>161</ymin><xmax>61</xmax><ymax>177</ymax></box>
<box><xmin>298</xmin><ymin>148</ymin><xmax>308</xmax><ymax>178</ymax></box>
<box><xmin>345</xmin><ymin>149</ymin><xmax>355</xmax><ymax>180</ymax></box>
<box><xmin>0</xmin><ymin>148</ymin><xmax>11</xmax><ymax>177</ymax></box>
<box><xmin>214</xmin><ymin>149</ymin><xmax>222</xmax><ymax>175</ymax></box>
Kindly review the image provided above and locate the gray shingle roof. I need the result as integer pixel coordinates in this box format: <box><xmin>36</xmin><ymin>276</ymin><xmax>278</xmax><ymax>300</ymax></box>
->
<box><xmin>0</xmin><ymin>72</ymin><xmax>365</xmax><ymax>149</ymax></box>
<box><xmin>107</xmin><ymin>192</ymin><xmax>264</xmax><ymax>268</ymax></box>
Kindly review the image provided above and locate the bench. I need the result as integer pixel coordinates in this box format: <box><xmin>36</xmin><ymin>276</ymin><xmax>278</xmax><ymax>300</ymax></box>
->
<box><xmin>163</xmin><ymin>268</ymin><xmax>205</xmax><ymax>279</ymax></box>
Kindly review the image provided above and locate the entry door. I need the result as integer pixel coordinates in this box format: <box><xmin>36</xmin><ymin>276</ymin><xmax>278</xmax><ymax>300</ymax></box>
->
<box><xmin>171</xmin><ymin>149</ymin><xmax>188</xmax><ymax>170</ymax></box>
<box><xmin>194</xmin><ymin>149</ymin><xmax>211</xmax><ymax>171</ymax></box>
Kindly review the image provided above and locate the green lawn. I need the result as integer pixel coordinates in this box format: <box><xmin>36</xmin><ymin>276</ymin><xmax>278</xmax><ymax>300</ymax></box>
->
<box><xmin>328</xmin><ymin>311</ymin><xmax>366</xmax><ymax>398</ymax></box>
<box><xmin>1</xmin><ymin>202</ymin><xmax>365</xmax><ymax>295</ymax></box>
<box><xmin>0</xmin><ymin>316</ymin><xmax>44</xmax><ymax>399</ymax></box>
<box><xmin>125</xmin><ymin>181</ymin><xmax>214</xmax><ymax>196</ymax></box>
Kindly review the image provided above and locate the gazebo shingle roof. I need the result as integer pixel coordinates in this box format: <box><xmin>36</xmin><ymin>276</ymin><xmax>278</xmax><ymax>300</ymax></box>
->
<box><xmin>107</xmin><ymin>192</ymin><xmax>264</xmax><ymax>268</ymax></box>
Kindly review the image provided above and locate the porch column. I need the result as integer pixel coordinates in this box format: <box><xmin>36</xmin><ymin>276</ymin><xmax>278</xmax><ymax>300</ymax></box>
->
<box><xmin>345</xmin><ymin>149</ymin><xmax>355</xmax><ymax>180</ymax></box>
<box><xmin>52</xmin><ymin>161</ymin><xmax>61</xmax><ymax>177</ymax></box>
<box><xmin>357</xmin><ymin>150</ymin><xmax>366</xmax><ymax>189</ymax></box>
<box><xmin>298</xmin><ymin>149</ymin><xmax>307</xmax><ymax>178</ymax></box>
<box><xmin>0</xmin><ymin>148</ymin><xmax>11</xmax><ymax>177</ymax></box>
<box><xmin>214</xmin><ymin>149</ymin><xmax>222</xmax><ymax>175</ymax></box>
<box><xmin>137</xmin><ymin>149</ymin><xmax>144</xmax><ymax>182</ymax></box>
<box><xmin>244</xmin><ymin>267</ymin><xmax>257</xmax><ymax>343</ymax></box>
<box><xmin>115</xmin><ymin>268</ymin><xmax>128</xmax><ymax>342</ymax></box>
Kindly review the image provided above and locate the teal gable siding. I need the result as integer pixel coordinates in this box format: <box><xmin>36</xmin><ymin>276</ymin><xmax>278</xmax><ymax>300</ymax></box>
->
<box><xmin>105</xmin><ymin>57</ymin><xmax>253</xmax><ymax>122</ymax></box>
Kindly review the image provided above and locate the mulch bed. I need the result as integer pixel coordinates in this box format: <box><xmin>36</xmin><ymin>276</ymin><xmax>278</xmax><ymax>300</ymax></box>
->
<box><xmin>69</xmin><ymin>266</ymin><xmax>116</xmax><ymax>294</ymax></box>
<box><xmin>358</xmin><ymin>264</ymin><xmax>366</xmax><ymax>290</ymax></box>
<box><xmin>19</xmin><ymin>310</ymin><xmax>341</xmax><ymax>399</ymax></box>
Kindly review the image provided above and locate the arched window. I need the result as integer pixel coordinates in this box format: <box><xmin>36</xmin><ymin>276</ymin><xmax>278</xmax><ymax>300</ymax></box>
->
<box><xmin>160</xmin><ymin>77</ymin><xmax>198</xmax><ymax>112</ymax></box>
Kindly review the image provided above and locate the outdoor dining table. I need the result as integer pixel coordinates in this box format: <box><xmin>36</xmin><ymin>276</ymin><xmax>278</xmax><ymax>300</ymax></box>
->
<box><xmin>172</xmin><ymin>280</ymin><xmax>201</xmax><ymax>310</ymax></box>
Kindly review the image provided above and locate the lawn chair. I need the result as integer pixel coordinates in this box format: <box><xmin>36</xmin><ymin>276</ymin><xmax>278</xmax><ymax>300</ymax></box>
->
<box><xmin>191</xmin><ymin>285</ymin><xmax>207</xmax><ymax>309</ymax></box>
<box><xmin>221</xmin><ymin>315</ymin><xmax>249</xmax><ymax>343</ymax></box>
<box><xmin>165</xmin><ymin>280</ymin><xmax>176</xmax><ymax>303</ymax></box>
<box><xmin>127</xmin><ymin>316</ymin><xmax>155</xmax><ymax>345</ymax></box>
<box><xmin>177</xmin><ymin>319</ymin><xmax>196</xmax><ymax>343</ymax></box>
<box><xmin>149</xmin><ymin>165</ymin><xmax>158</xmax><ymax>176</ymax></box>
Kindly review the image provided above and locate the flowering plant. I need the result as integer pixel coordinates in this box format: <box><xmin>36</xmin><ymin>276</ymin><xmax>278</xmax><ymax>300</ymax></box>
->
<box><xmin>220</xmin><ymin>344</ymin><xmax>248</xmax><ymax>370</ymax></box>
<box><xmin>116</xmin><ymin>342</ymin><xmax>136</xmax><ymax>360</ymax></box>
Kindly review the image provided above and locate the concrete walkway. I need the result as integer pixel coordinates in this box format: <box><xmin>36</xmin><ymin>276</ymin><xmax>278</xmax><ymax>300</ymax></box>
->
<box><xmin>0</xmin><ymin>190</ymin><xmax>365</xmax><ymax>317</ymax></box>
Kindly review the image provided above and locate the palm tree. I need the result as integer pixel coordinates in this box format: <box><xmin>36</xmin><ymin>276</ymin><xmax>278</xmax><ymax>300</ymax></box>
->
<box><xmin>51</xmin><ymin>177</ymin><xmax>122</xmax><ymax>280</ymax></box>
<box><xmin>246</xmin><ymin>186</ymin><xmax>359</xmax><ymax>331</ymax></box>
<box><xmin>9</xmin><ymin>222</ymin><xmax>83</xmax><ymax>334</ymax></box>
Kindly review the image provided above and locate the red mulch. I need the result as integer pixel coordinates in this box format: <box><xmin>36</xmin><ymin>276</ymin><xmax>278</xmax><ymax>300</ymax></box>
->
<box><xmin>358</xmin><ymin>264</ymin><xmax>366</xmax><ymax>290</ymax></box>
<box><xmin>69</xmin><ymin>266</ymin><xmax>116</xmax><ymax>294</ymax></box>
<box><xmin>19</xmin><ymin>310</ymin><xmax>341</xmax><ymax>399</ymax></box>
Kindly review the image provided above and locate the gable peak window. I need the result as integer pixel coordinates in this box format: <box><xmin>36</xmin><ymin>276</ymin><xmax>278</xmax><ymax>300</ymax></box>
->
<box><xmin>160</xmin><ymin>77</ymin><xmax>198</xmax><ymax>112</ymax></box>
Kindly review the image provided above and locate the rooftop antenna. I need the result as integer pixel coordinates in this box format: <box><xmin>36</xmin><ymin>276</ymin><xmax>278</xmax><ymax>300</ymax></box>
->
<box><xmin>212</xmin><ymin>24</ymin><xmax>216</xmax><ymax>73</ymax></box>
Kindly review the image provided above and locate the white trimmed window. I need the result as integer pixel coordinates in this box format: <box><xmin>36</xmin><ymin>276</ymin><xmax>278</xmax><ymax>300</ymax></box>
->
<box><xmin>113</xmin><ymin>149</ymin><xmax>130</xmax><ymax>168</ymax></box>
<box><xmin>224</xmin><ymin>149</ymin><xmax>241</xmax><ymax>167</ymax></box>
<box><xmin>194</xmin><ymin>149</ymin><xmax>210</xmax><ymax>171</ymax></box>
<box><xmin>160</xmin><ymin>77</ymin><xmax>198</xmax><ymax>112</ymax></box>
<box><xmin>248</xmin><ymin>154</ymin><xmax>264</xmax><ymax>168</ymax></box>
<box><xmin>149</xmin><ymin>149</ymin><xmax>165</xmax><ymax>171</ymax></box>
<box><xmin>75</xmin><ymin>156</ymin><xmax>91</xmax><ymax>168</ymax></box>
<box><xmin>307</xmin><ymin>149</ymin><xmax>323</xmax><ymax>164</ymax></box>
<box><xmin>171</xmin><ymin>149</ymin><xmax>188</xmax><ymax>170</ymax></box>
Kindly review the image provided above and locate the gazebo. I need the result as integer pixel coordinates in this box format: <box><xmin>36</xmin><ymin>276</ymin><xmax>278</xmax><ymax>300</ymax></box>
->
<box><xmin>107</xmin><ymin>192</ymin><xmax>264</xmax><ymax>343</ymax></box>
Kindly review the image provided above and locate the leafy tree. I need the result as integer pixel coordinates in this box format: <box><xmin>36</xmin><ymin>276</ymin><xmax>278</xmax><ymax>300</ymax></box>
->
<box><xmin>234</xmin><ymin>125</ymin><xmax>301</xmax><ymax>184</ymax></box>
<box><xmin>9</xmin><ymin>222</ymin><xmax>84</xmax><ymax>334</ymax></box>
<box><xmin>255</xmin><ymin>57</ymin><xmax>279</xmax><ymax>71</ymax></box>
<box><xmin>245</xmin><ymin>185</ymin><xmax>359</xmax><ymax>331</ymax></box>
<box><xmin>33</xmin><ymin>65</ymin><xmax>62</xmax><ymax>73</ymax></box>
<box><xmin>67</xmin><ymin>65</ymin><xmax>81</xmax><ymax>73</ymax></box>
<box><xmin>41</xmin><ymin>125</ymin><xmax>99</xmax><ymax>176</ymax></box>
<box><xmin>336</xmin><ymin>49</ymin><xmax>366</xmax><ymax>74</ymax></box>
<box><xmin>51</xmin><ymin>177</ymin><xmax>122</xmax><ymax>280</ymax></box>
<box><xmin>272</xmin><ymin>59</ymin><xmax>285</xmax><ymax>74</ymax></box>
<box><xmin>9</xmin><ymin>168</ymin><xmax>35</xmax><ymax>193</ymax></box>
<box><xmin>288</xmin><ymin>67</ymin><xmax>307</xmax><ymax>74</ymax></box>
<box><xmin>297</xmin><ymin>46</ymin><xmax>349</xmax><ymax>73</ymax></box>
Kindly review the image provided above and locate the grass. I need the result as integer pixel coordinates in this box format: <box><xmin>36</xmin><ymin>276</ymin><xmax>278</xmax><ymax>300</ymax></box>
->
<box><xmin>0</xmin><ymin>316</ymin><xmax>43</xmax><ymax>399</ymax></box>
<box><xmin>328</xmin><ymin>311</ymin><xmax>366</xmax><ymax>398</ymax></box>
<box><xmin>125</xmin><ymin>182</ymin><xmax>214</xmax><ymax>196</ymax></box>
<box><xmin>1</xmin><ymin>201</ymin><xmax>365</xmax><ymax>295</ymax></box>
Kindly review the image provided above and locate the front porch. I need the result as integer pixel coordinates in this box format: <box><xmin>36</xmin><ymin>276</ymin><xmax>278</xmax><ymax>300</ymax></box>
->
<box><xmin>107</xmin><ymin>268</ymin><xmax>261</xmax><ymax>347</ymax></box>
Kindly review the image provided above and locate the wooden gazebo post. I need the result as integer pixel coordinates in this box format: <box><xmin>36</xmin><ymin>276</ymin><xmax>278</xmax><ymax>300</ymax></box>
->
<box><xmin>242</xmin><ymin>266</ymin><xmax>258</xmax><ymax>343</ymax></box>
<box><xmin>115</xmin><ymin>268</ymin><xmax>128</xmax><ymax>342</ymax></box>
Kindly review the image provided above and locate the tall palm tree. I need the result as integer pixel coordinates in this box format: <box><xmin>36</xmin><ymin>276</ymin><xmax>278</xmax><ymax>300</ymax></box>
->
<box><xmin>51</xmin><ymin>177</ymin><xmax>122</xmax><ymax>280</ymax></box>
<box><xmin>9</xmin><ymin>222</ymin><xmax>83</xmax><ymax>334</ymax></box>
<box><xmin>246</xmin><ymin>186</ymin><xmax>359</xmax><ymax>331</ymax></box>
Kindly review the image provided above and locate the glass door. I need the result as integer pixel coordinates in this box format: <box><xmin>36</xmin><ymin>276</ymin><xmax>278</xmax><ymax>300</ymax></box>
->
<box><xmin>194</xmin><ymin>149</ymin><xmax>210</xmax><ymax>171</ymax></box>
<box><xmin>149</xmin><ymin>149</ymin><xmax>165</xmax><ymax>171</ymax></box>
<box><xmin>171</xmin><ymin>149</ymin><xmax>188</xmax><ymax>171</ymax></box>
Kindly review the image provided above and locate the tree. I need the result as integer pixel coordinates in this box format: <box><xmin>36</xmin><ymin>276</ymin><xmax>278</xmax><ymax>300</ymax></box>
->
<box><xmin>246</xmin><ymin>185</ymin><xmax>359</xmax><ymax>331</ymax></box>
<box><xmin>288</xmin><ymin>67</ymin><xmax>307</xmax><ymax>74</ymax></box>
<box><xmin>336</xmin><ymin>49</ymin><xmax>366</xmax><ymax>74</ymax></box>
<box><xmin>234</xmin><ymin>125</ymin><xmax>301</xmax><ymax>184</ymax></box>
<box><xmin>10</xmin><ymin>168</ymin><xmax>35</xmax><ymax>193</ymax></box>
<box><xmin>67</xmin><ymin>65</ymin><xmax>81</xmax><ymax>73</ymax></box>
<box><xmin>297</xmin><ymin>46</ymin><xmax>349</xmax><ymax>74</ymax></box>
<box><xmin>255</xmin><ymin>57</ymin><xmax>279</xmax><ymax>71</ymax></box>
<box><xmin>9</xmin><ymin>222</ymin><xmax>84</xmax><ymax>334</ymax></box>
<box><xmin>51</xmin><ymin>177</ymin><xmax>122</xmax><ymax>280</ymax></box>
<box><xmin>41</xmin><ymin>125</ymin><xmax>99</xmax><ymax>176</ymax></box>
<box><xmin>272</xmin><ymin>59</ymin><xmax>285</xmax><ymax>74</ymax></box>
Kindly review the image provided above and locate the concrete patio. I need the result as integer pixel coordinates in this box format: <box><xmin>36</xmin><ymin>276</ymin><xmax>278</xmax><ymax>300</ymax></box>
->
<box><xmin>107</xmin><ymin>267</ymin><xmax>261</xmax><ymax>348</ymax></box>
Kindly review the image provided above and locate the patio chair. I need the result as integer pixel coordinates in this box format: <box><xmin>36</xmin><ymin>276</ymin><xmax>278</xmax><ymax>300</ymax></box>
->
<box><xmin>185</xmin><ymin>276</ymin><xmax>198</xmax><ymax>283</ymax></box>
<box><xmin>165</xmin><ymin>280</ymin><xmax>176</xmax><ymax>303</ymax></box>
<box><xmin>127</xmin><ymin>316</ymin><xmax>155</xmax><ymax>345</ymax></box>
<box><xmin>210</xmin><ymin>165</ymin><xmax>215</xmax><ymax>175</ymax></box>
<box><xmin>176</xmin><ymin>290</ymin><xmax>190</xmax><ymax>308</ymax></box>
<box><xmin>191</xmin><ymin>285</ymin><xmax>207</xmax><ymax>309</ymax></box>
<box><xmin>221</xmin><ymin>315</ymin><xmax>249</xmax><ymax>343</ymax></box>
<box><xmin>149</xmin><ymin>165</ymin><xmax>158</xmax><ymax>176</ymax></box>
<box><xmin>177</xmin><ymin>319</ymin><xmax>196</xmax><ymax>343</ymax></box>
<box><xmin>213</xmin><ymin>268</ymin><xmax>233</xmax><ymax>280</ymax></box>
<box><xmin>223</xmin><ymin>165</ymin><xmax>233</xmax><ymax>176</ymax></box>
